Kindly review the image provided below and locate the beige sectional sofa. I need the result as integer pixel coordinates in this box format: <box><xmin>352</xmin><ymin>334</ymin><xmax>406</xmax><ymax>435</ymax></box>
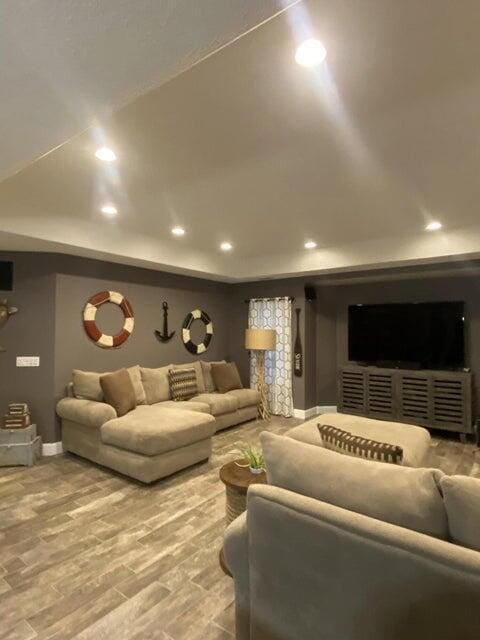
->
<box><xmin>56</xmin><ymin>361</ymin><xmax>259</xmax><ymax>483</ymax></box>
<box><xmin>224</xmin><ymin>431</ymin><xmax>480</xmax><ymax>640</ymax></box>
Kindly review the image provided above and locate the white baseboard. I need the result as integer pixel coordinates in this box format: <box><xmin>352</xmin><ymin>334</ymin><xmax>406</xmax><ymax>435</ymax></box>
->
<box><xmin>293</xmin><ymin>406</ymin><xmax>338</xmax><ymax>420</ymax></box>
<box><xmin>42</xmin><ymin>441</ymin><xmax>63</xmax><ymax>456</ymax></box>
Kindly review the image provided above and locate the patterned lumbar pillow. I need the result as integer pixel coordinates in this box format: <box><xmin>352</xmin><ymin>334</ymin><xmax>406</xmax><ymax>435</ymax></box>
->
<box><xmin>168</xmin><ymin>368</ymin><xmax>198</xmax><ymax>401</ymax></box>
<box><xmin>317</xmin><ymin>423</ymin><xmax>404</xmax><ymax>465</ymax></box>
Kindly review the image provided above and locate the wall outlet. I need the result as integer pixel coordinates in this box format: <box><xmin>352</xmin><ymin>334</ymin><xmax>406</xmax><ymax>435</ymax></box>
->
<box><xmin>16</xmin><ymin>356</ymin><xmax>40</xmax><ymax>367</ymax></box>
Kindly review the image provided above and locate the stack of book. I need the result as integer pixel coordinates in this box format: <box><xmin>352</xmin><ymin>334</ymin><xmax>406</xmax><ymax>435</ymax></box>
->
<box><xmin>3</xmin><ymin>403</ymin><xmax>31</xmax><ymax>429</ymax></box>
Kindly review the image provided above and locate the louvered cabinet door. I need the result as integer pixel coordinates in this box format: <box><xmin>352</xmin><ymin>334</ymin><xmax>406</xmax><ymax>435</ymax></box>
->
<box><xmin>366</xmin><ymin>372</ymin><xmax>394</xmax><ymax>419</ymax></box>
<box><xmin>338</xmin><ymin>368</ymin><xmax>366</xmax><ymax>414</ymax></box>
<box><xmin>398</xmin><ymin>373</ymin><xmax>431</xmax><ymax>427</ymax></box>
<box><xmin>431</xmin><ymin>374</ymin><xmax>472</xmax><ymax>434</ymax></box>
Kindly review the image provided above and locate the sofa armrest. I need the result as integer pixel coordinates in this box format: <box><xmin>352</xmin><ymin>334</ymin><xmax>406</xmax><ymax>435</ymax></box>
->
<box><xmin>56</xmin><ymin>397</ymin><xmax>117</xmax><ymax>429</ymax></box>
<box><xmin>224</xmin><ymin>511</ymin><xmax>250</xmax><ymax>640</ymax></box>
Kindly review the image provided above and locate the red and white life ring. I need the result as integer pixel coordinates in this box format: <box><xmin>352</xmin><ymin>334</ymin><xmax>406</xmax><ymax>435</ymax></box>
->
<box><xmin>83</xmin><ymin>291</ymin><xmax>134</xmax><ymax>348</ymax></box>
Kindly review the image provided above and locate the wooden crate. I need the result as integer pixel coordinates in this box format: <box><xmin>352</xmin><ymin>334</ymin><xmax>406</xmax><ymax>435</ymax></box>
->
<box><xmin>0</xmin><ymin>424</ymin><xmax>42</xmax><ymax>467</ymax></box>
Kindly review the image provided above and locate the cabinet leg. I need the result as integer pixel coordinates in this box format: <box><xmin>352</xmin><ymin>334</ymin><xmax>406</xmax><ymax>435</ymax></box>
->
<box><xmin>459</xmin><ymin>433</ymin><xmax>468</xmax><ymax>444</ymax></box>
<box><xmin>474</xmin><ymin>422</ymin><xmax>480</xmax><ymax>447</ymax></box>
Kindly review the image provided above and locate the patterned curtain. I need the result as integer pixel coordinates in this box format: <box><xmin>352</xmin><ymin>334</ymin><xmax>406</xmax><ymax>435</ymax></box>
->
<box><xmin>248</xmin><ymin>297</ymin><xmax>293</xmax><ymax>417</ymax></box>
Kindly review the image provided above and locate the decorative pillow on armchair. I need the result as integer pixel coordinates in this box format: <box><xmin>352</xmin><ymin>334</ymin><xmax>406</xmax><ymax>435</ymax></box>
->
<box><xmin>318</xmin><ymin>423</ymin><xmax>404</xmax><ymax>466</ymax></box>
<box><xmin>168</xmin><ymin>368</ymin><xmax>198</xmax><ymax>401</ymax></box>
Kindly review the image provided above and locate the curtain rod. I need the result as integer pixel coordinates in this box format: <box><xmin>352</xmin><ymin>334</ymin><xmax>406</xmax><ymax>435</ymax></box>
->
<box><xmin>244</xmin><ymin>296</ymin><xmax>294</xmax><ymax>303</ymax></box>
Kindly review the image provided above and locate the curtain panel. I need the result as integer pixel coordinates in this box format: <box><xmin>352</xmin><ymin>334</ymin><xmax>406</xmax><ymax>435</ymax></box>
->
<box><xmin>248</xmin><ymin>297</ymin><xmax>294</xmax><ymax>417</ymax></box>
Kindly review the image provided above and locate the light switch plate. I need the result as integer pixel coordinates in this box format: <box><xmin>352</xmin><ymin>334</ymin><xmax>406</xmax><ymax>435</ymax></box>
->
<box><xmin>16</xmin><ymin>356</ymin><xmax>40</xmax><ymax>367</ymax></box>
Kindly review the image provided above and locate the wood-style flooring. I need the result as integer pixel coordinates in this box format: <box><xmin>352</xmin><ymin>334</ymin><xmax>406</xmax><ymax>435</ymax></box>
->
<box><xmin>0</xmin><ymin>417</ymin><xmax>479</xmax><ymax>640</ymax></box>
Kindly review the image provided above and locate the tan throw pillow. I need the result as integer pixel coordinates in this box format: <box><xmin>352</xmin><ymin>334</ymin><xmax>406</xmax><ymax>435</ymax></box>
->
<box><xmin>72</xmin><ymin>370</ymin><xmax>104</xmax><ymax>402</ymax></box>
<box><xmin>168</xmin><ymin>368</ymin><xmax>198</xmax><ymax>401</ymax></box>
<box><xmin>100</xmin><ymin>369</ymin><xmax>137</xmax><ymax>417</ymax></box>
<box><xmin>127</xmin><ymin>365</ymin><xmax>147</xmax><ymax>405</ymax></box>
<box><xmin>318</xmin><ymin>423</ymin><xmax>404</xmax><ymax>466</ymax></box>
<box><xmin>441</xmin><ymin>475</ymin><xmax>480</xmax><ymax>551</ymax></box>
<box><xmin>211</xmin><ymin>362</ymin><xmax>243</xmax><ymax>394</ymax></box>
<box><xmin>261</xmin><ymin>432</ymin><xmax>448</xmax><ymax>539</ymax></box>
<box><xmin>140</xmin><ymin>366</ymin><xmax>170</xmax><ymax>404</ymax></box>
<box><xmin>201</xmin><ymin>360</ymin><xmax>226</xmax><ymax>393</ymax></box>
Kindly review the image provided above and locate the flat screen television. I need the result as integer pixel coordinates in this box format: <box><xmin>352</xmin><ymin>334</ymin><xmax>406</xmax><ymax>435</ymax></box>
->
<box><xmin>0</xmin><ymin>261</ymin><xmax>13</xmax><ymax>291</ymax></box>
<box><xmin>348</xmin><ymin>301</ymin><xmax>465</xmax><ymax>370</ymax></box>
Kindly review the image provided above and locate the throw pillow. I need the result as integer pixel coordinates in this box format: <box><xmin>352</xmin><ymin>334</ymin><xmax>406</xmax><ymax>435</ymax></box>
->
<box><xmin>127</xmin><ymin>365</ymin><xmax>147</xmax><ymax>405</ymax></box>
<box><xmin>168</xmin><ymin>368</ymin><xmax>198</xmax><ymax>401</ymax></box>
<box><xmin>318</xmin><ymin>423</ymin><xmax>404</xmax><ymax>465</ymax></box>
<box><xmin>261</xmin><ymin>432</ymin><xmax>448</xmax><ymax>539</ymax></box>
<box><xmin>201</xmin><ymin>360</ymin><xmax>226</xmax><ymax>392</ymax></box>
<box><xmin>211</xmin><ymin>362</ymin><xmax>243</xmax><ymax>394</ymax></box>
<box><xmin>440</xmin><ymin>475</ymin><xmax>480</xmax><ymax>551</ymax></box>
<box><xmin>171</xmin><ymin>361</ymin><xmax>206</xmax><ymax>393</ymax></box>
<box><xmin>140</xmin><ymin>366</ymin><xmax>171</xmax><ymax>404</ymax></box>
<box><xmin>100</xmin><ymin>369</ymin><xmax>137</xmax><ymax>417</ymax></box>
<box><xmin>72</xmin><ymin>370</ymin><xmax>104</xmax><ymax>402</ymax></box>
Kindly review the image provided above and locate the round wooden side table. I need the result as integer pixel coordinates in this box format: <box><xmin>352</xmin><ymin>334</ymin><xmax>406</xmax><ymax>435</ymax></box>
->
<box><xmin>219</xmin><ymin>459</ymin><xmax>267</xmax><ymax>524</ymax></box>
<box><xmin>219</xmin><ymin>459</ymin><xmax>268</xmax><ymax>577</ymax></box>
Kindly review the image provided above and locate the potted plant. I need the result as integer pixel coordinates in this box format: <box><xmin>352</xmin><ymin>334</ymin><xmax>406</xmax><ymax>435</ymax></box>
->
<box><xmin>234</xmin><ymin>442</ymin><xmax>265</xmax><ymax>475</ymax></box>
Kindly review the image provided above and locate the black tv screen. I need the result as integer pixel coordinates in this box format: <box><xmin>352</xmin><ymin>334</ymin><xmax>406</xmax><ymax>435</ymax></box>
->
<box><xmin>348</xmin><ymin>302</ymin><xmax>465</xmax><ymax>370</ymax></box>
<box><xmin>0</xmin><ymin>261</ymin><xmax>13</xmax><ymax>291</ymax></box>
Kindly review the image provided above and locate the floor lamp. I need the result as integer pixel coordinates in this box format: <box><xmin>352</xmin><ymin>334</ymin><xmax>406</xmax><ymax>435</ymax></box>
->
<box><xmin>245</xmin><ymin>328</ymin><xmax>277</xmax><ymax>420</ymax></box>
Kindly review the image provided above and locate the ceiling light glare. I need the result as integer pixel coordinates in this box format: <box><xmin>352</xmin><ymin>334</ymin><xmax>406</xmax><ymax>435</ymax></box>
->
<box><xmin>171</xmin><ymin>226</ymin><xmax>185</xmax><ymax>236</ymax></box>
<box><xmin>295</xmin><ymin>39</ymin><xmax>327</xmax><ymax>67</ymax></box>
<box><xmin>304</xmin><ymin>240</ymin><xmax>317</xmax><ymax>249</ymax></box>
<box><xmin>220</xmin><ymin>242</ymin><xmax>233</xmax><ymax>251</ymax></box>
<box><xmin>101</xmin><ymin>204</ymin><xmax>118</xmax><ymax>216</ymax></box>
<box><xmin>95</xmin><ymin>146</ymin><xmax>117</xmax><ymax>162</ymax></box>
<box><xmin>425</xmin><ymin>221</ymin><xmax>442</xmax><ymax>231</ymax></box>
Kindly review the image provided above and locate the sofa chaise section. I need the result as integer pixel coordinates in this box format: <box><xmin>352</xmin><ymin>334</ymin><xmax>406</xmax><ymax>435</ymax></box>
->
<box><xmin>57</xmin><ymin>399</ymin><xmax>216</xmax><ymax>483</ymax></box>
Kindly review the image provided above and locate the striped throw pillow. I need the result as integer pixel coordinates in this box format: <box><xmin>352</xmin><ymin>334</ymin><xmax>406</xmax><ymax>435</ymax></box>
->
<box><xmin>317</xmin><ymin>423</ymin><xmax>403</xmax><ymax>466</ymax></box>
<box><xmin>168</xmin><ymin>368</ymin><xmax>198</xmax><ymax>401</ymax></box>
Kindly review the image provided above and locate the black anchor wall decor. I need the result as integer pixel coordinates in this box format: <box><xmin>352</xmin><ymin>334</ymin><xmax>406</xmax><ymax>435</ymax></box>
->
<box><xmin>154</xmin><ymin>301</ymin><xmax>175</xmax><ymax>343</ymax></box>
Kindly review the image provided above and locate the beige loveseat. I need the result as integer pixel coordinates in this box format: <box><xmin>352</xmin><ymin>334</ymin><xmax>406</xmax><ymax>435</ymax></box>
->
<box><xmin>224</xmin><ymin>431</ymin><xmax>480</xmax><ymax>640</ymax></box>
<box><xmin>56</xmin><ymin>361</ymin><xmax>259</xmax><ymax>483</ymax></box>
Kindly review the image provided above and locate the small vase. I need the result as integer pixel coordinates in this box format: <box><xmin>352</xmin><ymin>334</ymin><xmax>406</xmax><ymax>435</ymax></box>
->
<box><xmin>249</xmin><ymin>466</ymin><xmax>263</xmax><ymax>475</ymax></box>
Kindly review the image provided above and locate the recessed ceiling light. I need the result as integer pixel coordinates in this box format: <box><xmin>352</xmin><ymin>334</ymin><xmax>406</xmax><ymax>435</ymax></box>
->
<box><xmin>295</xmin><ymin>39</ymin><xmax>327</xmax><ymax>67</ymax></box>
<box><xmin>95</xmin><ymin>146</ymin><xmax>117</xmax><ymax>162</ymax></box>
<box><xmin>220</xmin><ymin>242</ymin><xmax>233</xmax><ymax>251</ymax></box>
<box><xmin>304</xmin><ymin>240</ymin><xmax>317</xmax><ymax>249</ymax></box>
<box><xmin>425</xmin><ymin>221</ymin><xmax>442</xmax><ymax>231</ymax></box>
<box><xmin>171</xmin><ymin>226</ymin><xmax>185</xmax><ymax>236</ymax></box>
<box><xmin>101</xmin><ymin>204</ymin><xmax>117</xmax><ymax>216</ymax></box>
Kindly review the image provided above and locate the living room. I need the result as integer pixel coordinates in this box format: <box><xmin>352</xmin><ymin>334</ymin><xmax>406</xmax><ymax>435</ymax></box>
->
<box><xmin>1</xmin><ymin>2</ymin><xmax>480</xmax><ymax>639</ymax></box>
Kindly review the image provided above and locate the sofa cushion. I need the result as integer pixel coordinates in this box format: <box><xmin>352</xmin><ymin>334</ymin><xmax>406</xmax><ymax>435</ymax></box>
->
<box><xmin>101</xmin><ymin>405</ymin><xmax>215</xmax><ymax>456</ymax></box>
<box><xmin>56</xmin><ymin>397</ymin><xmax>117</xmax><ymax>429</ymax></box>
<box><xmin>211</xmin><ymin>362</ymin><xmax>243</xmax><ymax>393</ymax></box>
<box><xmin>100</xmin><ymin>369</ymin><xmax>137</xmax><ymax>417</ymax></box>
<box><xmin>318</xmin><ymin>423</ymin><xmax>404</xmax><ymax>465</ymax></box>
<box><xmin>287</xmin><ymin>413</ymin><xmax>431</xmax><ymax>468</ymax></box>
<box><xmin>156</xmin><ymin>400</ymin><xmax>211</xmax><ymax>414</ymax></box>
<box><xmin>171</xmin><ymin>361</ymin><xmax>206</xmax><ymax>393</ymax></box>
<box><xmin>72</xmin><ymin>369</ymin><xmax>104</xmax><ymax>402</ymax></box>
<box><xmin>261</xmin><ymin>432</ymin><xmax>448</xmax><ymax>539</ymax></box>
<box><xmin>225</xmin><ymin>388</ymin><xmax>260</xmax><ymax>409</ymax></box>
<box><xmin>190</xmin><ymin>392</ymin><xmax>239</xmax><ymax>416</ymax></box>
<box><xmin>200</xmin><ymin>360</ymin><xmax>226</xmax><ymax>393</ymax></box>
<box><xmin>169</xmin><ymin>368</ymin><xmax>198</xmax><ymax>401</ymax></box>
<box><xmin>441</xmin><ymin>475</ymin><xmax>480</xmax><ymax>551</ymax></box>
<box><xmin>140</xmin><ymin>366</ymin><xmax>170</xmax><ymax>404</ymax></box>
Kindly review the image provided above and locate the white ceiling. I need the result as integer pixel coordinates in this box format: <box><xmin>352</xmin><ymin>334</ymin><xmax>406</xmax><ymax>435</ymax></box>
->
<box><xmin>2</xmin><ymin>0</ymin><xmax>480</xmax><ymax>282</ymax></box>
<box><xmin>0</xmin><ymin>0</ymin><xmax>288</xmax><ymax>181</ymax></box>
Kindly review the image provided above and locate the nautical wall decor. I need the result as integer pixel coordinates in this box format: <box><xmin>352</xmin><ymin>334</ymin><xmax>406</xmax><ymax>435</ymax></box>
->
<box><xmin>182</xmin><ymin>309</ymin><xmax>213</xmax><ymax>354</ymax></box>
<box><xmin>294</xmin><ymin>307</ymin><xmax>303</xmax><ymax>377</ymax></box>
<box><xmin>83</xmin><ymin>291</ymin><xmax>134</xmax><ymax>348</ymax></box>
<box><xmin>155</xmin><ymin>301</ymin><xmax>175</xmax><ymax>343</ymax></box>
<box><xmin>0</xmin><ymin>299</ymin><xmax>18</xmax><ymax>352</ymax></box>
